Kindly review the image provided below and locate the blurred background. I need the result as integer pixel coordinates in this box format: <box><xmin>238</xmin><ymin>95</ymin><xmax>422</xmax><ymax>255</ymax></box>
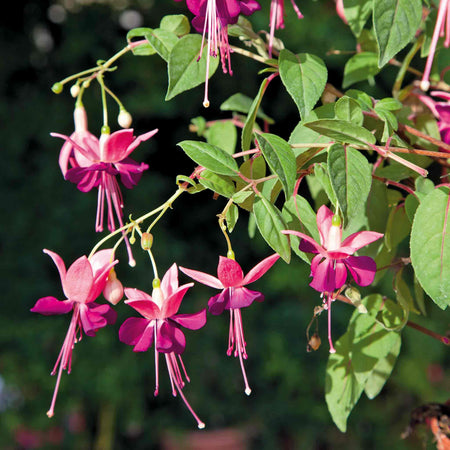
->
<box><xmin>1</xmin><ymin>0</ymin><xmax>449</xmax><ymax>448</ymax></box>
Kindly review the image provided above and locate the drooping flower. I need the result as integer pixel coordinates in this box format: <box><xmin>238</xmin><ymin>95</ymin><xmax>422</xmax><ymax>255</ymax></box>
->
<box><xmin>31</xmin><ymin>249</ymin><xmax>118</xmax><ymax>418</ymax></box>
<box><xmin>416</xmin><ymin>90</ymin><xmax>450</xmax><ymax>150</ymax></box>
<box><xmin>282</xmin><ymin>205</ymin><xmax>382</xmax><ymax>352</ymax></box>
<box><xmin>421</xmin><ymin>0</ymin><xmax>450</xmax><ymax>92</ymax></box>
<box><xmin>269</xmin><ymin>0</ymin><xmax>303</xmax><ymax>57</ymax></box>
<box><xmin>52</xmin><ymin>106</ymin><xmax>158</xmax><ymax>265</ymax></box>
<box><xmin>177</xmin><ymin>0</ymin><xmax>261</xmax><ymax>107</ymax></box>
<box><xmin>180</xmin><ymin>253</ymin><xmax>279</xmax><ymax>394</ymax></box>
<box><xmin>119</xmin><ymin>264</ymin><xmax>207</xmax><ymax>428</ymax></box>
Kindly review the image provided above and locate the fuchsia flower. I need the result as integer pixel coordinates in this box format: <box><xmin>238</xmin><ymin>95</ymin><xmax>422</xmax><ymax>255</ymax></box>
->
<box><xmin>51</xmin><ymin>106</ymin><xmax>157</xmax><ymax>265</ymax></box>
<box><xmin>31</xmin><ymin>249</ymin><xmax>118</xmax><ymax>418</ymax></box>
<box><xmin>421</xmin><ymin>0</ymin><xmax>450</xmax><ymax>91</ymax></box>
<box><xmin>119</xmin><ymin>264</ymin><xmax>207</xmax><ymax>428</ymax></box>
<box><xmin>177</xmin><ymin>0</ymin><xmax>261</xmax><ymax>107</ymax></box>
<box><xmin>269</xmin><ymin>0</ymin><xmax>303</xmax><ymax>57</ymax></box>
<box><xmin>282</xmin><ymin>205</ymin><xmax>383</xmax><ymax>352</ymax></box>
<box><xmin>417</xmin><ymin>90</ymin><xmax>450</xmax><ymax>149</ymax></box>
<box><xmin>180</xmin><ymin>253</ymin><xmax>279</xmax><ymax>394</ymax></box>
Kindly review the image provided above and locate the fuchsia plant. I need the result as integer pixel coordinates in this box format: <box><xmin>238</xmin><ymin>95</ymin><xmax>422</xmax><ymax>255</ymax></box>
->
<box><xmin>31</xmin><ymin>249</ymin><xmax>118</xmax><ymax>417</ymax></box>
<box><xmin>119</xmin><ymin>264</ymin><xmax>207</xmax><ymax>428</ymax></box>
<box><xmin>180</xmin><ymin>253</ymin><xmax>279</xmax><ymax>394</ymax></box>
<box><xmin>33</xmin><ymin>0</ymin><xmax>450</xmax><ymax>441</ymax></box>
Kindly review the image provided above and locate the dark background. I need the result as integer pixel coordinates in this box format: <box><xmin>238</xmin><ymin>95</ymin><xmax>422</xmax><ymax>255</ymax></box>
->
<box><xmin>1</xmin><ymin>0</ymin><xmax>448</xmax><ymax>448</ymax></box>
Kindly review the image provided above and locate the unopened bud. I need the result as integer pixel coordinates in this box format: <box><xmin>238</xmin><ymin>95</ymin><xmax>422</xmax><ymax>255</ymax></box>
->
<box><xmin>118</xmin><ymin>110</ymin><xmax>132</xmax><ymax>128</ymax></box>
<box><xmin>227</xmin><ymin>249</ymin><xmax>235</xmax><ymax>260</ymax></box>
<box><xmin>51</xmin><ymin>82</ymin><xmax>63</xmax><ymax>94</ymax></box>
<box><xmin>141</xmin><ymin>232</ymin><xmax>153</xmax><ymax>250</ymax></box>
<box><xmin>307</xmin><ymin>333</ymin><xmax>321</xmax><ymax>352</ymax></box>
<box><xmin>70</xmin><ymin>84</ymin><xmax>80</xmax><ymax>98</ymax></box>
<box><xmin>103</xmin><ymin>270</ymin><xmax>123</xmax><ymax>305</ymax></box>
<box><xmin>331</xmin><ymin>214</ymin><xmax>341</xmax><ymax>227</ymax></box>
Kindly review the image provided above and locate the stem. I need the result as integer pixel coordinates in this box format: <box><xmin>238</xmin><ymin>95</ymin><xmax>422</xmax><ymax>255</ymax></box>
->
<box><xmin>401</xmin><ymin>124</ymin><xmax>450</xmax><ymax>153</ymax></box>
<box><xmin>229</xmin><ymin>45</ymin><xmax>277</xmax><ymax>66</ymax></box>
<box><xmin>97</xmin><ymin>74</ymin><xmax>108</xmax><ymax>127</ymax></box>
<box><xmin>372</xmin><ymin>175</ymin><xmax>417</xmax><ymax>197</ymax></box>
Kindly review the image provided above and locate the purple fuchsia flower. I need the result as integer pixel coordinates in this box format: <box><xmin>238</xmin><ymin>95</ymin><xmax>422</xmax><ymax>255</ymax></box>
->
<box><xmin>177</xmin><ymin>0</ymin><xmax>261</xmax><ymax>107</ymax></box>
<box><xmin>416</xmin><ymin>90</ymin><xmax>450</xmax><ymax>150</ymax></box>
<box><xmin>31</xmin><ymin>249</ymin><xmax>118</xmax><ymax>417</ymax></box>
<box><xmin>180</xmin><ymin>253</ymin><xmax>279</xmax><ymax>395</ymax></box>
<box><xmin>52</xmin><ymin>106</ymin><xmax>158</xmax><ymax>265</ymax></box>
<box><xmin>119</xmin><ymin>264</ymin><xmax>207</xmax><ymax>428</ymax></box>
<box><xmin>282</xmin><ymin>205</ymin><xmax>383</xmax><ymax>352</ymax></box>
<box><xmin>421</xmin><ymin>0</ymin><xmax>450</xmax><ymax>92</ymax></box>
<box><xmin>269</xmin><ymin>0</ymin><xmax>303</xmax><ymax>57</ymax></box>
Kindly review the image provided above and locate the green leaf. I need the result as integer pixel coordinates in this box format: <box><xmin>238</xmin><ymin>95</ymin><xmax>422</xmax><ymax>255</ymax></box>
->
<box><xmin>176</xmin><ymin>174</ymin><xmax>196</xmax><ymax>188</ymax></box>
<box><xmin>166</xmin><ymin>34</ymin><xmax>219</xmax><ymax>101</ymax></box>
<box><xmin>325</xmin><ymin>332</ymin><xmax>364</xmax><ymax>433</ymax></box>
<box><xmin>178</xmin><ymin>140</ymin><xmax>238</xmax><ymax>176</ymax></box>
<box><xmin>282</xmin><ymin>195</ymin><xmax>319</xmax><ymax>263</ymax></box>
<box><xmin>198</xmin><ymin>170</ymin><xmax>235</xmax><ymax>198</ymax></box>
<box><xmin>343</xmin><ymin>52</ymin><xmax>380</xmax><ymax>88</ymax></box>
<box><xmin>205</xmin><ymin>122</ymin><xmax>237</xmax><ymax>155</ymax></box>
<box><xmin>314</xmin><ymin>163</ymin><xmax>338</xmax><ymax>207</ymax></box>
<box><xmin>345</xmin><ymin>89</ymin><xmax>373</xmax><ymax>111</ymax></box>
<box><xmin>220</xmin><ymin>93</ymin><xmax>274</xmax><ymax>123</ymax></box>
<box><xmin>226</xmin><ymin>204</ymin><xmax>239</xmax><ymax>233</ymax></box>
<box><xmin>385</xmin><ymin>204</ymin><xmax>410</xmax><ymax>251</ymax></box>
<box><xmin>253</xmin><ymin>195</ymin><xmax>291</xmax><ymax>263</ymax></box>
<box><xmin>343</xmin><ymin>0</ymin><xmax>373</xmax><ymax>37</ymax></box>
<box><xmin>255</xmin><ymin>133</ymin><xmax>296</xmax><ymax>200</ymax></box>
<box><xmin>278</xmin><ymin>50</ymin><xmax>328</xmax><ymax>120</ymax></box>
<box><xmin>373</xmin><ymin>0</ymin><xmax>422</xmax><ymax>67</ymax></box>
<box><xmin>145</xmin><ymin>29</ymin><xmax>178</xmax><ymax>62</ymax></box>
<box><xmin>376</xmin><ymin>97</ymin><xmax>402</xmax><ymax>111</ymax></box>
<box><xmin>394</xmin><ymin>268</ymin><xmax>420</xmax><ymax>316</ymax></box>
<box><xmin>364</xmin><ymin>335</ymin><xmax>401</xmax><ymax>399</ymax></box>
<box><xmin>335</xmin><ymin>97</ymin><xmax>364</xmax><ymax>125</ymax></box>
<box><xmin>160</xmin><ymin>14</ymin><xmax>190</xmax><ymax>36</ymax></box>
<box><xmin>127</xmin><ymin>28</ymin><xmax>156</xmax><ymax>56</ymax></box>
<box><xmin>367</xmin><ymin>179</ymin><xmax>389</xmax><ymax>233</ymax></box>
<box><xmin>411</xmin><ymin>188</ymin><xmax>450</xmax><ymax>309</ymax></box>
<box><xmin>241</xmin><ymin>78</ymin><xmax>269</xmax><ymax>151</ymax></box>
<box><xmin>305</xmin><ymin>119</ymin><xmax>376</xmax><ymax>146</ymax></box>
<box><xmin>327</xmin><ymin>144</ymin><xmax>372</xmax><ymax>221</ymax></box>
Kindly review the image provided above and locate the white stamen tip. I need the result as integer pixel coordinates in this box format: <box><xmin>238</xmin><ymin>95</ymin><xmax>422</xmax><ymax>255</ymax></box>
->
<box><xmin>128</xmin><ymin>260</ymin><xmax>136</xmax><ymax>267</ymax></box>
<box><xmin>46</xmin><ymin>410</ymin><xmax>54</xmax><ymax>418</ymax></box>
<box><xmin>245</xmin><ymin>387</ymin><xmax>252</xmax><ymax>396</ymax></box>
<box><xmin>203</xmin><ymin>100</ymin><xmax>210</xmax><ymax>108</ymax></box>
<box><xmin>329</xmin><ymin>348</ymin><xmax>336</xmax><ymax>354</ymax></box>
<box><xmin>420</xmin><ymin>80</ymin><xmax>430</xmax><ymax>92</ymax></box>
<box><xmin>198</xmin><ymin>422</ymin><xmax>206</xmax><ymax>429</ymax></box>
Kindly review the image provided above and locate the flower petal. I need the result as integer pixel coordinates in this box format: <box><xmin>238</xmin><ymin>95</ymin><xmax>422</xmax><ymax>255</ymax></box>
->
<box><xmin>170</xmin><ymin>309</ymin><xmax>207</xmax><ymax>330</ymax></box>
<box><xmin>119</xmin><ymin>318</ymin><xmax>154</xmax><ymax>352</ymax></box>
<box><xmin>79</xmin><ymin>303</ymin><xmax>107</xmax><ymax>336</ymax></box>
<box><xmin>334</xmin><ymin>261</ymin><xmax>348</xmax><ymax>290</ymax></box>
<box><xmin>208</xmin><ymin>289</ymin><xmax>229</xmax><ymax>315</ymax></box>
<box><xmin>157</xmin><ymin>321</ymin><xmax>186</xmax><ymax>354</ymax></box>
<box><xmin>217</xmin><ymin>257</ymin><xmax>244</xmax><ymax>287</ymax></box>
<box><xmin>43</xmin><ymin>249</ymin><xmax>67</xmax><ymax>287</ymax></box>
<box><xmin>64</xmin><ymin>256</ymin><xmax>94</xmax><ymax>303</ymax></box>
<box><xmin>179</xmin><ymin>266</ymin><xmax>223</xmax><ymax>289</ymax></box>
<box><xmin>162</xmin><ymin>283</ymin><xmax>194</xmax><ymax>319</ymax></box>
<box><xmin>316</xmin><ymin>205</ymin><xmax>333</xmax><ymax>248</ymax></box>
<box><xmin>239</xmin><ymin>0</ymin><xmax>261</xmax><ymax>16</ymax></box>
<box><xmin>345</xmin><ymin>255</ymin><xmax>377</xmax><ymax>287</ymax></box>
<box><xmin>282</xmin><ymin>230</ymin><xmax>324</xmax><ymax>254</ymax></box>
<box><xmin>341</xmin><ymin>231</ymin><xmax>383</xmax><ymax>251</ymax></box>
<box><xmin>88</xmin><ymin>250</ymin><xmax>117</xmax><ymax>303</ymax></box>
<box><xmin>309</xmin><ymin>257</ymin><xmax>336</xmax><ymax>292</ymax></box>
<box><xmin>125</xmin><ymin>298</ymin><xmax>161</xmax><ymax>320</ymax></box>
<box><xmin>242</xmin><ymin>254</ymin><xmax>279</xmax><ymax>285</ymax></box>
<box><xmin>228</xmin><ymin>286</ymin><xmax>263</xmax><ymax>309</ymax></box>
<box><xmin>30</xmin><ymin>296</ymin><xmax>73</xmax><ymax>315</ymax></box>
<box><xmin>161</xmin><ymin>263</ymin><xmax>179</xmax><ymax>298</ymax></box>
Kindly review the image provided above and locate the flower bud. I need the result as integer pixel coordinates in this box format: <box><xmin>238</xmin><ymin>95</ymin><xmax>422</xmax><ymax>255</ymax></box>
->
<box><xmin>70</xmin><ymin>84</ymin><xmax>80</xmax><ymax>98</ymax></box>
<box><xmin>51</xmin><ymin>82</ymin><xmax>63</xmax><ymax>94</ymax></box>
<box><xmin>141</xmin><ymin>232</ymin><xmax>153</xmax><ymax>251</ymax></box>
<box><xmin>307</xmin><ymin>333</ymin><xmax>321</xmax><ymax>352</ymax></box>
<box><xmin>103</xmin><ymin>269</ymin><xmax>123</xmax><ymax>305</ymax></box>
<box><xmin>118</xmin><ymin>110</ymin><xmax>132</xmax><ymax>128</ymax></box>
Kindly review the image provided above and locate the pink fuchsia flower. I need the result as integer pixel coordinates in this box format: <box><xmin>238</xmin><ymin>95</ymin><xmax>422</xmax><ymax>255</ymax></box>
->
<box><xmin>31</xmin><ymin>249</ymin><xmax>118</xmax><ymax>418</ymax></box>
<box><xmin>51</xmin><ymin>107</ymin><xmax>157</xmax><ymax>265</ymax></box>
<box><xmin>180</xmin><ymin>253</ymin><xmax>279</xmax><ymax>395</ymax></box>
<box><xmin>119</xmin><ymin>264</ymin><xmax>207</xmax><ymax>428</ymax></box>
<box><xmin>282</xmin><ymin>205</ymin><xmax>383</xmax><ymax>352</ymax></box>
<box><xmin>420</xmin><ymin>0</ymin><xmax>450</xmax><ymax>92</ymax></box>
<box><xmin>269</xmin><ymin>0</ymin><xmax>303</xmax><ymax>57</ymax></box>
<box><xmin>416</xmin><ymin>90</ymin><xmax>450</xmax><ymax>150</ymax></box>
<box><xmin>177</xmin><ymin>0</ymin><xmax>261</xmax><ymax>107</ymax></box>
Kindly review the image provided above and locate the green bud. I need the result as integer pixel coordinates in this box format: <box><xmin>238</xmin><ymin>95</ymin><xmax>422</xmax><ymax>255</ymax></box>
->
<box><xmin>152</xmin><ymin>278</ymin><xmax>160</xmax><ymax>289</ymax></box>
<box><xmin>227</xmin><ymin>249</ymin><xmax>235</xmax><ymax>260</ymax></box>
<box><xmin>51</xmin><ymin>82</ymin><xmax>63</xmax><ymax>94</ymax></box>
<box><xmin>141</xmin><ymin>232</ymin><xmax>153</xmax><ymax>250</ymax></box>
<box><xmin>331</xmin><ymin>214</ymin><xmax>341</xmax><ymax>227</ymax></box>
<box><xmin>101</xmin><ymin>125</ymin><xmax>110</xmax><ymax>135</ymax></box>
